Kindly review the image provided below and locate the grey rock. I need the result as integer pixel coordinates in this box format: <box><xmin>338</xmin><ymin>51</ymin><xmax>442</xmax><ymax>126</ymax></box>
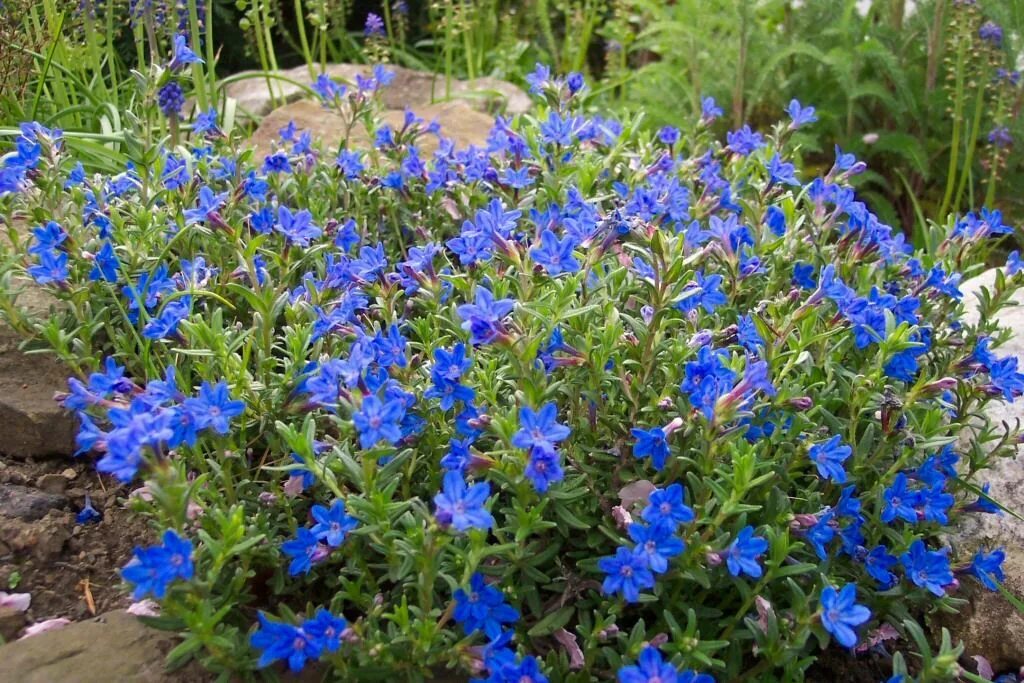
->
<box><xmin>225</xmin><ymin>63</ymin><xmax>529</xmax><ymax>119</ymax></box>
<box><xmin>0</xmin><ymin>484</ymin><xmax>67</xmax><ymax>521</ymax></box>
<box><xmin>944</xmin><ymin>267</ymin><xmax>1024</xmax><ymax>670</ymax></box>
<box><xmin>0</xmin><ymin>610</ymin><xmax>207</xmax><ymax>682</ymax></box>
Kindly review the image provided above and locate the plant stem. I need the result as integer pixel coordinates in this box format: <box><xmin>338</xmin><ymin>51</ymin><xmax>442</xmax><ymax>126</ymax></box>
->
<box><xmin>187</xmin><ymin>0</ymin><xmax>209</xmax><ymax>111</ymax></box>
<box><xmin>293</xmin><ymin>0</ymin><xmax>315</xmax><ymax>80</ymax></box>
<box><xmin>953</xmin><ymin>81</ymin><xmax>986</xmax><ymax>212</ymax></box>
<box><xmin>938</xmin><ymin>34</ymin><xmax>966</xmax><ymax>221</ymax></box>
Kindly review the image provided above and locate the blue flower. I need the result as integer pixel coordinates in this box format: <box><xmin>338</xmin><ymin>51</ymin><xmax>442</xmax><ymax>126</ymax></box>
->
<box><xmin>193</xmin><ymin>108</ymin><xmax>219</xmax><ymax>136</ymax></box>
<box><xmin>250</xmin><ymin>612</ymin><xmax>320</xmax><ymax>672</ymax></box>
<box><xmin>725</xmin><ymin>526</ymin><xmax>768</xmax><ymax>578</ymax></box>
<box><xmin>864</xmin><ymin>545</ymin><xmax>898</xmax><ymax>588</ymax></box>
<box><xmin>1007</xmin><ymin>250</ymin><xmax>1023</xmax><ymax>276</ymax></box>
<box><xmin>989</xmin><ymin>356</ymin><xmax>1024</xmax><ymax>401</ymax></box>
<box><xmin>353</xmin><ymin>394</ymin><xmax>406</xmax><ymax>449</ymax></box>
<box><xmin>262</xmin><ymin>151</ymin><xmax>292</xmax><ymax>174</ymax></box>
<box><xmin>524</xmin><ymin>447</ymin><xmax>565</xmax><ymax>493</ymax></box>
<box><xmin>88</xmin><ymin>241</ymin><xmax>120</xmax><ymax>282</ymax></box>
<box><xmin>310</xmin><ymin>500</ymin><xmax>358</xmax><ymax>547</ymax></box>
<box><xmin>526</xmin><ymin>64</ymin><xmax>552</xmax><ymax>94</ymax></box>
<box><xmin>431</xmin><ymin>343</ymin><xmax>473</xmax><ymax>383</ymax></box>
<box><xmin>453</xmin><ymin>573</ymin><xmax>519</xmax><ymax>639</ymax></box>
<box><xmin>121</xmin><ymin>530</ymin><xmax>194</xmax><ymax>599</ymax></box>
<box><xmin>767</xmin><ymin>154</ymin><xmax>800</xmax><ymax>186</ymax></box>
<box><xmin>446</xmin><ymin>223</ymin><xmax>493</xmax><ymax>265</ymax></box>
<box><xmin>632</xmin><ymin>426</ymin><xmax>670</xmax><ymax>470</ymax></box>
<box><xmin>373</xmin><ymin>323</ymin><xmax>408</xmax><ymax>368</ymax></box>
<box><xmin>970</xmin><ymin>548</ymin><xmax>1006</xmax><ymax>591</ymax></box>
<box><xmin>143</xmin><ymin>297</ymin><xmax>191</xmax><ymax>340</ymax></box>
<box><xmin>737</xmin><ymin>315</ymin><xmax>764</xmax><ymax>354</ymax></box>
<box><xmin>763</xmin><ymin>205</ymin><xmax>787</xmax><ymax>236</ymax></box>
<box><xmin>792</xmin><ymin>262</ymin><xmax>816</xmax><ymax>289</ymax></box>
<box><xmin>75</xmin><ymin>493</ymin><xmax>102</xmax><ymax>524</ymax></box>
<box><xmin>806</xmin><ymin>510</ymin><xmax>837</xmax><ymax>560</ymax></box>
<box><xmin>599</xmin><ymin>545</ymin><xmax>656</xmax><ymax>603</ymax></box>
<box><xmin>512</xmin><ymin>403</ymin><xmax>571</xmax><ymax>454</ymax></box>
<box><xmin>530</xmin><ymin>229</ymin><xmax>581</xmax><ymax>275</ymax></box>
<box><xmin>539</xmin><ymin>112</ymin><xmax>583</xmax><ymax>146</ymax></box>
<box><xmin>167</xmin><ymin>34</ymin><xmax>203</xmax><ymax>71</ymax></box>
<box><xmin>642</xmin><ymin>484</ymin><xmax>695</xmax><ymax>528</ymax></box>
<box><xmin>677</xmin><ymin>271</ymin><xmax>727</xmax><ymax>314</ymax></box>
<box><xmin>786</xmin><ymin>99</ymin><xmax>818</xmax><ymax>129</ymax></box>
<box><xmin>629</xmin><ymin>522</ymin><xmax>685</xmax><ymax>573</ymax></box>
<box><xmin>276</xmin><ymin>206</ymin><xmax>321</xmax><ymax>246</ymax></box>
<box><xmin>184</xmin><ymin>185</ymin><xmax>226</xmax><ymax>225</ymax></box>
<box><xmin>680</xmin><ymin>345</ymin><xmax>736</xmax><ymax>420</ymax></box>
<box><xmin>281</xmin><ymin>527</ymin><xmax>324</xmax><ymax>576</ymax></box>
<box><xmin>700</xmin><ymin>96</ymin><xmax>722</xmax><ymax>122</ymax></box>
<box><xmin>312</xmin><ymin>73</ymin><xmax>346</xmax><ymax>102</ymax></box>
<box><xmin>807</xmin><ymin>434</ymin><xmax>852</xmax><ymax>483</ymax></box>
<box><xmin>618</xmin><ymin>646</ymin><xmax>715</xmax><ymax>683</ymax></box>
<box><xmin>457</xmin><ymin>287</ymin><xmax>515</xmax><ymax>346</ymax></box>
<box><xmin>184</xmin><ymin>380</ymin><xmax>245</xmax><ymax>434</ymax></box>
<box><xmin>336</xmin><ymin>149</ymin><xmax>364</xmax><ymax>178</ymax></box>
<box><xmin>28</xmin><ymin>248</ymin><xmax>69</xmax><ymax>286</ymax></box>
<box><xmin>900</xmin><ymin>540</ymin><xmax>953</xmax><ymax>596</ymax></box>
<box><xmin>819</xmin><ymin>584</ymin><xmax>870</xmax><ymax>648</ymax></box>
<box><xmin>726</xmin><ymin>125</ymin><xmax>764</xmax><ymax>155</ymax></box>
<box><xmin>881</xmin><ymin>473</ymin><xmax>920</xmax><ymax>523</ymax></box>
<box><xmin>434</xmin><ymin>471</ymin><xmax>494</xmax><ymax>531</ymax></box>
<box><xmin>440</xmin><ymin>438</ymin><xmax>473</xmax><ymax>471</ymax></box>
<box><xmin>303</xmin><ymin>608</ymin><xmax>348</xmax><ymax>654</ymax></box>
<box><xmin>919</xmin><ymin>483</ymin><xmax>954</xmax><ymax>524</ymax></box>
<box><xmin>29</xmin><ymin>220</ymin><xmax>67</xmax><ymax>254</ymax></box>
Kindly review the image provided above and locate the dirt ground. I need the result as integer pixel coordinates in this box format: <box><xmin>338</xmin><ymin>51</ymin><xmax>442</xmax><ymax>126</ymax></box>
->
<box><xmin>0</xmin><ymin>453</ymin><xmax>150</xmax><ymax>631</ymax></box>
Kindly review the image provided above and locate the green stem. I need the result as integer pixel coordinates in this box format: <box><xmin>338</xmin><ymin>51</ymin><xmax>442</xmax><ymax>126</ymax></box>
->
<box><xmin>293</xmin><ymin>0</ymin><xmax>316</xmax><ymax>80</ymax></box>
<box><xmin>187</xmin><ymin>0</ymin><xmax>209</xmax><ymax>111</ymax></box>
<box><xmin>953</xmin><ymin>81</ymin><xmax>986</xmax><ymax>212</ymax></box>
<box><xmin>938</xmin><ymin>35</ymin><xmax>967</xmax><ymax>221</ymax></box>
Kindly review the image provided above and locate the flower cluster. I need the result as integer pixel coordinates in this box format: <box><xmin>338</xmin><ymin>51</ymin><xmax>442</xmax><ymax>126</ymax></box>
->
<box><xmin>0</xmin><ymin>63</ymin><xmax>1019</xmax><ymax>681</ymax></box>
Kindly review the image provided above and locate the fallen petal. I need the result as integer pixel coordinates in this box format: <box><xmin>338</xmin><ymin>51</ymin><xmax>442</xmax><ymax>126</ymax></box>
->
<box><xmin>19</xmin><ymin>618</ymin><xmax>72</xmax><ymax>639</ymax></box>
<box><xmin>127</xmin><ymin>599</ymin><xmax>161</xmax><ymax>617</ymax></box>
<box><xmin>0</xmin><ymin>591</ymin><xmax>31</xmax><ymax>612</ymax></box>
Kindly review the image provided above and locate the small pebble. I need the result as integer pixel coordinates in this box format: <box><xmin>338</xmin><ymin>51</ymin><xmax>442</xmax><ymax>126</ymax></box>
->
<box><xmin>36</xmin><ymin>473</ymin><xmax>68</xmax><ymax>495</ymax></box>
<box><xmin>60</xmin><ymin>468</ymin><xmax>77</xmax><ymax>480</ymax></box>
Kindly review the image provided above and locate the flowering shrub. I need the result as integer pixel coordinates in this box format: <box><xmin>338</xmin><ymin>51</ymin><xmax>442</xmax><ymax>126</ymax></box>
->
<box><xmin>1</xmin><ymin>57</ymin><xmax>1022</xmax><ymax>681</ymax></box>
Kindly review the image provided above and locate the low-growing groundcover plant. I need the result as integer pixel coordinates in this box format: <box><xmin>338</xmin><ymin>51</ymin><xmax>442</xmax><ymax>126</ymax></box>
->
<box><xmin>1</xmin><ymin>55</ymin><xmax>1022</xmax><ymax>681</ymax></box>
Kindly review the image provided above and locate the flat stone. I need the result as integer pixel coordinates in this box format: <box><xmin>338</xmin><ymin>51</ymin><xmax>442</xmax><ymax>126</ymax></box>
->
<box><xmin>0</xmin><ymin>222</ymin><xmax>75</xmax><ymax>460</ymax></box>
<box><xmin>944</xmin><ymin>267</ymin><xmax>1024</xmax><ymax>671</ymax></box>
<box><xmin>0</xmin><ymin>610</ymin><xmax>206</xmax><ymax>682</ymax></box>
<box><xmin>249</xmin><ymin>98</ymin><xmax>495</xmax><ymax>159</ymax></box>
<box><xmin>225</xmin><ymin>63</ymin><xmax>529</xmax><ymax>119</ymax></box>
<box><xmin>0</xmin><ymin>484</ymin><xmax>67</xmax><ymax>522</ymax></box>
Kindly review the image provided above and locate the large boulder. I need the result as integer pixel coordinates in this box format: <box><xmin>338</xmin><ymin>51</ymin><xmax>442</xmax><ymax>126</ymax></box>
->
<box><xmin>0</xmin><ymin>610</ymin><xmax>206</xmax><ymax>682</ymax></box>
<box><xmin>226</xmin><ymin>63</ymin><xmax>530</xmax><ymax>119</ymax></box>
<box><xmin>944</xmin><ymin>267</ymin><xmax>1024</xmax><ymax>671</ymax></box>
<box><xmin>249</xmin><ymin>98</ymin><xmax>495</xmax><ymax>159</ymax></box>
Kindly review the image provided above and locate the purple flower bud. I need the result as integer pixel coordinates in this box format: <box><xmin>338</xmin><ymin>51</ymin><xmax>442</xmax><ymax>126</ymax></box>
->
<box><xmin>647</xmin><ymin>633</ymin><xmax>669</xmax><ymax>648</ymax></box>
<box><xmin>689</xmin><ymin>329</ymin><xmax>714</xmax><ymax>347</ymax></box>
<box><xmin>788</xmin><ymin>396</ymin><xmax>814</xmax><ymax>410</ymax></box>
